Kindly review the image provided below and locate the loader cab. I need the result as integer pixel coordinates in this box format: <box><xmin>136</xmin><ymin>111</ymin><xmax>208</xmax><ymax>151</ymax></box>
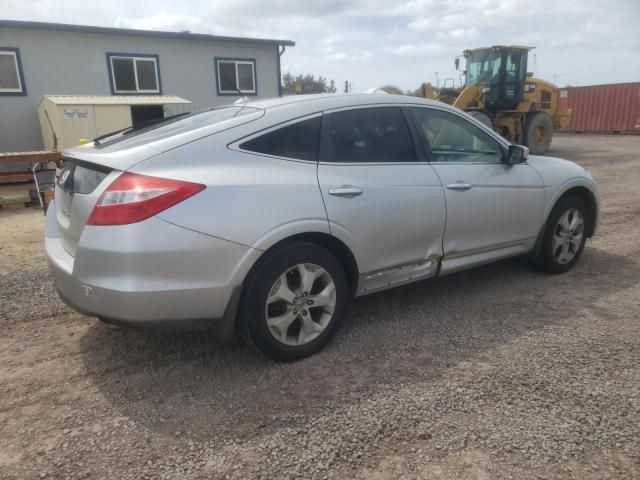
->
<box><xmin>463</xmin><ymin>46</ymin><xmax>530</xmax><ymax>111</ymax></box>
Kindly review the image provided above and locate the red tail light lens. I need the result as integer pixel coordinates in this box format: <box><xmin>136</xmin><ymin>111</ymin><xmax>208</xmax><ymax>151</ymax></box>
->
<box><xmin>87</xmin><ymin>172</ymin><xmax>205</xmax><ymax>226</ymax></box>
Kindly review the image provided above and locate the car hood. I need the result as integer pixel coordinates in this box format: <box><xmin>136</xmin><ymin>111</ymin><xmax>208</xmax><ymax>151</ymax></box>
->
<box><xmin>527</xmin><ymin>155</ymin><xmax>594</xmax><ymax>187</ymax></box>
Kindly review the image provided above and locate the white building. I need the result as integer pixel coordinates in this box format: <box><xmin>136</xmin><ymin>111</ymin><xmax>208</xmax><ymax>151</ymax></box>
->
<box><xmin>0</xmin><ymin>20</ymin><xmax>294</xmax><ymax>151</ymax></box>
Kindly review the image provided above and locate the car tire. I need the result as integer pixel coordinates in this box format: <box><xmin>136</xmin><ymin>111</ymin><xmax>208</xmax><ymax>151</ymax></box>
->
<box><xmin>524</xmin><ymin>112</ymin><xmax>554</xmax><ymax>155</ymax></box>
<box><xmin>534</xmin><ymin>195</ymin><xmax>588</xmax><ymax>274</ymax></box>
<box><xmin>240</xmin><ymin>242</ymin><xmax>349</xmax><ymax>362</ymax></box>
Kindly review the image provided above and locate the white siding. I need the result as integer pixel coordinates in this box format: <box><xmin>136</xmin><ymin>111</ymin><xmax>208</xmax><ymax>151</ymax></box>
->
<box><xmin>0</xmin><ymin>27</ymin><xmax>281</xmax><ymax>151</ymax></box>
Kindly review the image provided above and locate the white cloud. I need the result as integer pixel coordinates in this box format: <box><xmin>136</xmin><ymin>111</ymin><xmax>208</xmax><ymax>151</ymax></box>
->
<box><xmin>439</xmin><ymin>28</ymin><xmax>479</xmax><ymax>40</ymax></box>
<box><xmin>114</xmin><ymin>11</ymin><xmax>202</xmax><ymax>31</ymax></box>
<box><xmin>325</xmin><ymin>49</ymin><xmax>373</xmax><ymax>62</ymax></box>
<box><xmin>382</xmin><ymin>43</ymin><xmax>445</xmax><ymax>56</ymax></box>
<box><xmin>2</xmin><ymin>0</ymin><xmax>639</xmax><ymax>90</ymax></box>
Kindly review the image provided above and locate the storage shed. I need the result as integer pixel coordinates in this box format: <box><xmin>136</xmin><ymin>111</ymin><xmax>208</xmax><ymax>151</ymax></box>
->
<box><xmin>37</xmin><ymin>95</ymin><xmax>194</xmax><ymax>151</ymax></box>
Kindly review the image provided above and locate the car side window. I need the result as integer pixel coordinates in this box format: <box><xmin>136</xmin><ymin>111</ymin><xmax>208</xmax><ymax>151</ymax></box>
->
<box><xmin>320</xmin><ymin>107</ymin><xmax>418</xmax><ymax>163</ymax></box>
<box><xmin>239</xmin><ymin>116</ymin><xmax>321</xmax><ymax>161</ymax></box>
<box><xmin>411</xmin><ymin>108</ymin><xmax>503</xmax><ymax>163</ymax></box>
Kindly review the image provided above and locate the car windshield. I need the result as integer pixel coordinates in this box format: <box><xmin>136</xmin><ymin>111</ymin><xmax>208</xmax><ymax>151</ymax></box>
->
<box><xmin>465</xmin><ymin>49</ymin><xmax>502</xmax><ymax>87</ymax></box>
<box><xmin>94</xmin><ymin>106</ymin><xmax>261</xmax><ymax>148</ymax></box>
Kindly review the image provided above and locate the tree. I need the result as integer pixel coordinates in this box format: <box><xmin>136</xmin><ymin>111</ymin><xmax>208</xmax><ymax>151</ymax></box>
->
<box><xmin>282</xmin><ymin>73</ymin><xmax>337</xmax><ymax>95</ymax></box>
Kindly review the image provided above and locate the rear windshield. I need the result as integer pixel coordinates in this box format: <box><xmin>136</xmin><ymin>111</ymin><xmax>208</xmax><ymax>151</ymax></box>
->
<box><xmin>94</xmin><ymin>106</ymin><xmax>261</xmax><ymax>148</ymax></box>
<box><xmin>58</xmin><ymin>159</ymin><xmax>111</xmax><ymax>194</ymax></box>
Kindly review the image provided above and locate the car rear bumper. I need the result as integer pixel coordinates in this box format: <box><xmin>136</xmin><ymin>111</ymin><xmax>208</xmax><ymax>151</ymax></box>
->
<box><xmin>45</xmin><ymin>204</ymin><xmax>261</xmax><ymax>338</ymax></box>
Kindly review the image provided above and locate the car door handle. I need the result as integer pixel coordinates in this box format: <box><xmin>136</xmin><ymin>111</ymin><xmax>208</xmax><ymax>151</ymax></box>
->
<box><xmin>328</xmin><ymin>186</ymin><xmax>363</xmax><ymax>197</ymax></box>
<box><xmin>446</xmin><ymin>182</ymin><xmax>472</xmax><ymax>191</ymax></box>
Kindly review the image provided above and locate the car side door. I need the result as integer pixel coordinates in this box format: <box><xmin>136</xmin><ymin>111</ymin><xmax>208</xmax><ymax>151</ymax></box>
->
<box><xmin>317</xmin><ymin>105</ymin><xmax>446</xmax><ymax>295</ymax></box>
<box><xmin>409</xmin><ymin>106</ymin><xmax>545</xmax><ymax>274</ymax></box>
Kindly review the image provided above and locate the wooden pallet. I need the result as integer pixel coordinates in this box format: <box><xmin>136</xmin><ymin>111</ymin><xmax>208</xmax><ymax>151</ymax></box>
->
<box><xmin>0</xmin><ymin>151</ymin><xmax>61</xmax><ymax>186</ymax></box>
<box><xmin>0</xmin><ymin>151</ymin><xmax>62</xmax><ymax>165</ymax></box>
<box><xmin>0</xmin><ymin>189</ymin><xmax>35</xmax><ymax>210</ymax></box>
<box><xmin>0</xmin><ymin>151</ymin><xmax>60</xmax><ymax>209</ymax></box>
<box><xmin>0</xmin><ymin>171</ymin><xmax>33</xmax><ymax>183</ymax></box>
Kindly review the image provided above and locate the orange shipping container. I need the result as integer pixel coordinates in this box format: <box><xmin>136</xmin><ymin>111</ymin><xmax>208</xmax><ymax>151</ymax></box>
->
<box><xmin>558</xmin><ymin>82</ymin><xmax>640</xmax><ymax>134</ymax></box>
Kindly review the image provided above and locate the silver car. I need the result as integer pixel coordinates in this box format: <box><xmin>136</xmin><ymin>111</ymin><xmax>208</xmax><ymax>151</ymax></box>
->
<box><xmin>46</xmin><ymin>94</ymin><xmax>600</xmax><ymax>361</ymax></box>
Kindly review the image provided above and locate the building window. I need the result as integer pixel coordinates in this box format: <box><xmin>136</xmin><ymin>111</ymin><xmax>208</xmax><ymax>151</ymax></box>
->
<box><xmin>0</xmin><ymin>48</ymin><xmax>26</xmax><ymax>96</ymax></box>
<box><xmin>107</xmin><ymin>53</ymin><xmax>160</xmax><ymax>94</ymax></box>
<box><xmin>215</xmin><ymin>58</ymin><xmax>256</xmax><ymax>95</ymax></box>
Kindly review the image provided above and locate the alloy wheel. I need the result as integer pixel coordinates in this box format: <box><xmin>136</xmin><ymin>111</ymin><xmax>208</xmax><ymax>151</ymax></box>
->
<box><xmin>551</xmin><ymin>208</ymin><xmax>584</xmax><ymax>264</ymax></box>
<box><xmin>265</xmin><ymin>263</ymin><xmax>336</xmax><ymax>346</ymax></box>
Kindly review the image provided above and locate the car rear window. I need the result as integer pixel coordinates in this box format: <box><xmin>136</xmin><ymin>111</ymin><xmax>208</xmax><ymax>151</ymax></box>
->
<box><xmin>59</xmin><ymin>159</ymin><xmax>111</xmax><ymax>195</ymax></box>
<box><xmin>239</xmin><ymin>116</ymin><xmax>321</xmax><ymax>161</ymax></box>
<box><xmin>95</xmin><ymin>106</ymin><xmax>261</xmax><ymax>148</ymax></box>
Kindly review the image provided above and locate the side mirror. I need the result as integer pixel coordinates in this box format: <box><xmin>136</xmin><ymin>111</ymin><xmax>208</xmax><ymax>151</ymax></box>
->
<box><xmin>505</xmin><ymin>145</ymin><xmax>529</xmax><ymax>165</ymax></box>
<box><xmin>454</xmin><ymin>57</ymin><xmax>460</xmax><ymax>70</ymax></box>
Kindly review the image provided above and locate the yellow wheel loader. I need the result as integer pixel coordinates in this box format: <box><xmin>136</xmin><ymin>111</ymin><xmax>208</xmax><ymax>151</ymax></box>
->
<box><xmin>416</xmin><ymin>46</ymin><xmax>571</xmax><ymax>154</ymax></box>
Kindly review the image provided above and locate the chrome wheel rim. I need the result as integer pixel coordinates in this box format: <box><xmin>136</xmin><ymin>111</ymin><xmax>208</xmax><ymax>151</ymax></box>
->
<box><xmin>265</xmin><ymin>263</ymin><xmax>336</xmax><ymax>346</ymax></box>
<box><xmin>552</xmin><ymin>208</ymin><xmax>584</xmax><ymax>264</ymax></box>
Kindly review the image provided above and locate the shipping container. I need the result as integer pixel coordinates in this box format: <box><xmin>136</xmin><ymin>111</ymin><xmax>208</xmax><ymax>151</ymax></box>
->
<box><xmin>558</xmin><ymin>82</ymin><xmax>640</xmax><ymax>134</ymax></box>
<box><xmin>37</xmin><ymin>95</ymin><xmax>194</xmax><ymax>151</ymax></box>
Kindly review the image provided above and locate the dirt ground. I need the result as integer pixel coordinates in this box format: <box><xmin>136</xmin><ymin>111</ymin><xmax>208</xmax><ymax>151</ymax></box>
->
<box><xmin>0</xmin><ymin>207</ymin><xmax>45</xmax><ymax>273</ymax></box>
<box><xmin>1</xmin><ymin>134</ymin><xmax>639</xmax><ymax>479</ymax></box>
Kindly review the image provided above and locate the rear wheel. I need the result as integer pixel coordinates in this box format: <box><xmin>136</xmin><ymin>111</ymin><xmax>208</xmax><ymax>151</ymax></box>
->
<box><xmin>241</xmin><ymin>242</ymin><xmax>349</xmax><ymax>362</ymax></box>
<box><xmin>524</xmin><ymin>112</ymin><xmax>553</xmax><ymax>155</ymax></box>
<box><xmin>534</xmin><ymin>195</ymin><xmax>588</xmax><ymax>274</ymax></box>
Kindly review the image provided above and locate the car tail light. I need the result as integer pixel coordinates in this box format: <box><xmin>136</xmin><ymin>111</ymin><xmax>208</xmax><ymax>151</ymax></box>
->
<box><xmin>87</xmin><ymin>172</ymin><xmax>205</xmax><ymax>226</ymax></box>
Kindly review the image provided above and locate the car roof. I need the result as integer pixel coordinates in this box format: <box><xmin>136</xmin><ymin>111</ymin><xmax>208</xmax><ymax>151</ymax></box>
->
<box><xmin>245</xmin><ymin>93</ymin><xmax>446</xmax><ymax>114</ymax></box>
<box><xmin>64</xmin><ymin>93</ymin><xmax>471</xmax><ymax>162</ymax></box>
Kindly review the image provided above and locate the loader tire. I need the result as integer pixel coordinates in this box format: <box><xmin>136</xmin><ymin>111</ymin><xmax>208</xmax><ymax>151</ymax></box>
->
<box><xmin>467</xmin><ymin>111</ymin><xmax>493</xmax><ymax>130</ymax></box>
<box><xmin>524</xmin><ymin>112</ymin><xmax>553</xmax><ymax>155</ymax></box>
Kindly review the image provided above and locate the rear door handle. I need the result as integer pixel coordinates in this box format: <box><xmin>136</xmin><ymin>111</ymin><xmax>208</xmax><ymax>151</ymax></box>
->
<box><xmin>328</xmin><ymin>186</ymin><xmax>363</xmax><ymax>197</ymax></box>
<box><xmin>446</xmin><ymin>182</ymin><xmax>472</xmax><ymax>191</ymax></box>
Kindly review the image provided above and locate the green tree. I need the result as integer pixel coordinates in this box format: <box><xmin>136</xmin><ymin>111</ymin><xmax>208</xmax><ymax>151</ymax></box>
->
<box><xmin>282</xmin><ymin>73</ymin><xmax>337</xmax><ymax>95</ymax></box>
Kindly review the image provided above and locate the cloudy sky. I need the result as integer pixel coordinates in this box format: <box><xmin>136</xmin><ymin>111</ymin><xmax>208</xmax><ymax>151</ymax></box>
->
<box><xmin>4</xmin><ymin>0</ymin><xmax>640</xmax><ymax>92</ymax></box>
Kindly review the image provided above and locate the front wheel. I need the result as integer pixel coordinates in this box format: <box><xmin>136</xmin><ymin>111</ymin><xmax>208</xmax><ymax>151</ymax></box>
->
<box><xmin>241</xmin><ymin>242</ymin><xmax>349</xmax><ymax>362</ymax></box>
<box><xmin>524</xmin><ymin>112</ymin><xmax>554</xmax><ymax>155</ymax></box>
<box><xmin>534</xmin><ymin>195</ymin><xmax>588</xmax><ymax>274</ymax></box>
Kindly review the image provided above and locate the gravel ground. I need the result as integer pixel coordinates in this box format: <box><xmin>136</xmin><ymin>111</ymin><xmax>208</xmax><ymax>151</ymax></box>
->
<box><xmin>0</xmin><ymin>207</ymin><xmax>44</xmax><ymax>273</ymax></box>
<box><xmin>1</xmin><ymin>134</ymin><xmax>639</xmax><ymax>479</ymax></box>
